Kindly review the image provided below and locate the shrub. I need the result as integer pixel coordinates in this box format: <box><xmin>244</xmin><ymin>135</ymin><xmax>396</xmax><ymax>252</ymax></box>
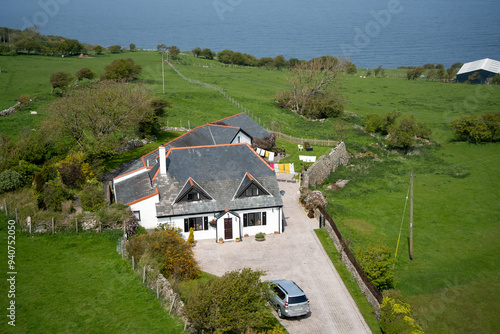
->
<box><xmin>37</xmin><ymin>180</ymin><xmax>73</xmax><ymax>211</ymax></box>
<box><xmin>101</xmin><ymin>58</ymin><xmax>142</xmax><ymax>81</ymax></box>
<box><xmin>356</xmin><ymin>242</ymin><xmax>397</xmax><ymax>290</ymax></box>
<box><xmin>187</xmin><ymin>227</ymin><xmax>195</xmax><ymax>245</ymax></box>
<box><xmin>33</xmin><ymin>165</ymin><xmax>58</xmax><ymax>193</ymax></box>
<box><xmin>55</xmin><ymin>152</ymin><xmax>93</xmax><ymax>188</ymax></box>
<box><xmin>125</xmin><ymin>217</ymin><xmax>139</xmax><ymax>237</ymax></box>
<box><xmin>380</xmin><ymin>290</ymin><xmax>423</xmax><ymax>334</ymax></box>
<box><xmin>183</xmin><ymin>268</ymin><xmax>274</xmax><ymax>333</ymax></box>
<box><xmin>0</xmin><ymin>170</ymin><xmax>24</xmax><ymax>193</ymax></box>
<box><xmin>17</xmin><ymin>94</ymin><xmax>31</xmax><ymax>105</ymax></box>
<box><xmin>126</xmin><ymin>230</ymin><xmax>199</xmax><ymax>280</ymax></box>
<box><xmin>76</xmin><ymin>67</ymin><xmax>96</xmax><ymax>81</ymax></box>
<box><xmin>96</xmin><ymin>203</ymin><xmax>132</xmax><ymax>229</ymax></box>
<box><xmin>80</xmin><ymin>183</ymin><xmax>106</xmax><ymax>211</ymax></box>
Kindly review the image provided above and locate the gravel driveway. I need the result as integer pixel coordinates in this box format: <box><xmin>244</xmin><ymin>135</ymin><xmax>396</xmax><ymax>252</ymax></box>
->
<box><xmin>194</xmin><ymin>174</ymin><xmax>371</xmax><ymax>334</ymax></box>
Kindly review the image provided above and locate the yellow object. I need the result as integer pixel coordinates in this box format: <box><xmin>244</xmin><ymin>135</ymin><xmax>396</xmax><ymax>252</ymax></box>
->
<box><xmin>265</xmin><ymin>151</ymin><xmax>269</xmax><ymax>158</ymax></box>
<box><xmin>284</xmin><ymin>164</ymin><xmax>290</xmax><ymax>174</ymax></box>
<box><xmin>279</xmin><ymin>164</ymin><xmax>285</xmax><ymax>174</ymax></box>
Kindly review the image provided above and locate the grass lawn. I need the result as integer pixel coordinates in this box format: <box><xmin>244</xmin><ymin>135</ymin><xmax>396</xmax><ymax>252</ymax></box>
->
<box><xmin>0</xmin><ymin>216</ymin><xmax>186</xmax><ymax>334</ymax></box>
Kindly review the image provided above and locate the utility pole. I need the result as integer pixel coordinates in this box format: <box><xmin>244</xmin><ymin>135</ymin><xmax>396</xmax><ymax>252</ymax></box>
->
<box><xmin>410</xmin><ymin>171</ymin><xmax>414</xmax><ymax>260</ymax></box>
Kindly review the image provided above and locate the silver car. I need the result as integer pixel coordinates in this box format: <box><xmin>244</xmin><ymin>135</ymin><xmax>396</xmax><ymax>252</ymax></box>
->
<box><xmin>268</xmin><ymin>279</ymin><xmax>310</xmax><ymax>318</ymax></box>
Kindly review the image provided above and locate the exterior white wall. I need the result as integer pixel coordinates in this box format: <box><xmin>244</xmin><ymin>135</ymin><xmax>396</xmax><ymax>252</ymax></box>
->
<box><xmin>113</xmin><ymin>168</ymin><xmax>148</xmax><ymax>183</ymax></box>
<box><xmin>130</xmin><ymin>195</ymin><xmax>160</xmax><ymax>229</ymax></box>
<box><xmin>157</xmin><ymin>207</ymin><xmax>282</xmax><ymax>241</ymax></box>
<box><xmin>231</xmin><ymin>131</ymin><xmax>252</xmax><ymax>145</ymax></box>
<box><xmin>239</xmin><ymin>207</ymin><xmax>282</xmax><ymax>236</ymax></box>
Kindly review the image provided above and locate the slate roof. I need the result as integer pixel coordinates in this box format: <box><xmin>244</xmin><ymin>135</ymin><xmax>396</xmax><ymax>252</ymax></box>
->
<box><xmin>214</xmin><ymin>113</ymin><xmax>270</xmax><ymax>139</ymax></box>
<box><xmin>119</xmin><ymin>123</ymin><xmax>252</xmax><ymax>175</ymax></box>
<box><xmin>114</xmin><ymin>172</ymin><xmax>155</xmax><ymax>205</ymax></box>
<box><xmin>155</xmin><ymin>143</ymin><xmax>282</xmax><ymax>217</ymax></box>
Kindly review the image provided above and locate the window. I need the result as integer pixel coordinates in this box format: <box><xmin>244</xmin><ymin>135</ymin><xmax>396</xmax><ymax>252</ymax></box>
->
<box><xmin>245</xmin><ymin>185</ymin><xmax>259</xmax><ymax>197</ymax></box>
<box><xmin>133</xmin><ymin>211</ymin><xmax>141</xmax><ymax>222</ymax></box>
<box><xmin>187</xmin><ymin>191</ymin><xmax>200</xmax><ymax>201</ymax></box>
<box><xmin>243</xmin><ymin>212</ymin><xmax>266</xmax><ymax>227</ymax></box>
<box><xmin>184</xmin><ymin>216</ymin><xmax>209</xmax><ymax>232</ymax></box>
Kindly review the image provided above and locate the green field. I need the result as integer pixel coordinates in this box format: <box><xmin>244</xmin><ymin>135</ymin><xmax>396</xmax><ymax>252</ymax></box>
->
<box><xmin>0</xmin><ymin>216</ymin><xmax>186</xmax><ymax>333</ymax></box>
<box><xmin>1</xmin><ymin>51</ymin><xmax>499</xmax><ymax>333</ymax></box>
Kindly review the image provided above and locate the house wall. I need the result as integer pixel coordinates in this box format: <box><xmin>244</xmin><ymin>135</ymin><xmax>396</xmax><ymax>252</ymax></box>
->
<box><xmin>232</xmin><ymin>131</ymin><xmax>252</xmax><ymax>145</ymax></box>
<box><xmin>457</xmin><ymin>69</ymin><xmax>497</xmax><ymax>84</ymax></box>
<box><xmin>130</xmin><ymin>194</ymin><xmax>160</xmax><ymax>229</ymax></box>
<box><xmin>157</xmin><ymin>206</ymin><xmax>282</xmax><ymax>241</ymax></box>
<box><xmin>113</xmin><ymin>167</ymin><xmax>149</xmax><ymax>183</ymax></box>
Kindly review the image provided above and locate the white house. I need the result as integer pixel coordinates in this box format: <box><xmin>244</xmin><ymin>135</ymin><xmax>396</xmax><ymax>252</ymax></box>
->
<box><xmin>112</xmin><ymin>114</ymin><xmax>283</xmax><ymax>241</ymax></box>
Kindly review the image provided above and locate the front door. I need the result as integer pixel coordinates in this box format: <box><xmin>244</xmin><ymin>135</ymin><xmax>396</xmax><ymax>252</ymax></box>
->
<box><xmin>224</xmin><ymin>218</ymin><xmax>233</xmax><ymax>240</ymax></box>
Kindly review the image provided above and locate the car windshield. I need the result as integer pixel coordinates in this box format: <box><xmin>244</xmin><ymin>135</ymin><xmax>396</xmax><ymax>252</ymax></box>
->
<box><xmin>288</xmin><ymin>295</ymin><xmax>307</xmax><ymax>304</ymax></box>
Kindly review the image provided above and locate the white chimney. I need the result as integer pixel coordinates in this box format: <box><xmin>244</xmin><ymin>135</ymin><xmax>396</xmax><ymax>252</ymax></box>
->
<box><xmin>159</xmin><ymin>145</ymin><xmax>166</xmax><ymax>175</ymax></box>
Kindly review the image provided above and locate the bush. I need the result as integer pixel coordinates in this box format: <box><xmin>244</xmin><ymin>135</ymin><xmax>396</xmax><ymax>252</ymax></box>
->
<box><xmin>356</xmin><ymin>242</ymin><xmax>397</xmax><ymax>291</ymax></box>
<box><xmin>37</xmin><ymin>180</ymin><xmax>73</xmax><ymax>211</ymax></box>
<box><xmin>126</xmin><ymin>230</ymin><xmax>199</xmax><ymax>280</ymax></box>
<box><xmin>17</xmin><ymin>94</ymin><xmax>31</xmax><ymax>105</ymax></box>
<box><xmin>183</xmin><ymin>268</ymin><xmax>274</xmax><ymax>333</ymax></box>
<box><xmin>380</xmin><ymin>290</ymin><xmax>423</xmax><ymax>334</ymax></box>
<box><xmin>80</xmin><ymin>183</ymin><xmax>106</xmax><ymax>211</ymax></box>
<box><xmin>187</xmin><ymin>227</ymin><xmax>195</xmax><ymax>245</ymax></box>
<box><xmin>0</xmin><ymin>170</ymin><xmax>24</xmax><ymax>193</ymax></box>
<box><xmin>96</xmin><ymin>203</ymin><xmax>132</xmax><ymax>229</ymax></box>
<box><xmin>101</xmin><ymin>58</ymin><xmax>142</xmax><ymax>81</ymax></box>
<box><xmin>55</xmin><ymin>152</ymin><xmax>93</xmax><ymax>188</ymax></box>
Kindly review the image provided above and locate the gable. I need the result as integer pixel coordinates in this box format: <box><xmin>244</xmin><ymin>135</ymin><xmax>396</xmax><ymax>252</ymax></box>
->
<box><xmin>234</xmin><ymin>172</ymin><xmax>270</xmax><ymax>199</ymax></box>
<box><xmin>174</xmin><ymin>178</ymin><xmax>213</xmax><ymax>204</ymax></box>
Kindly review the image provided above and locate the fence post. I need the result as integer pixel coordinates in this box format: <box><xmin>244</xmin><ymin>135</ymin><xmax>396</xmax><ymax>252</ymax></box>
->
<box><xmin>132</xmin><ymin>256</ymin><xmax>135</xmax><ymax>271</ymax></box>
<box><xmin>52</xmin><ymin>218</ymin><xmax>55</xmax><ymax>234</ymax></box>
<box><xmin>15</xmin><ymin>208</ymin><xmax>18</xmax><ymax>223</ymax></box>
<box><xmin>4</xmin><ymin>199</ymin><xmax>7</xmax><ymax>215</ymax></box>
<box><xmin>143</xmin><ymin>266</ymin><xmax>146</xmax><ymax>284</ymax></box>
<box><xmin>121</xmin><ymin>241</ymin><xmax>124</xmax><ymax>259</ymax></box>
<box><xmin>156</xmin><ymin>281</ymin><xmax>159</xmax><ymax>299</ymax></box>
<box><xmin>75</xmin><ymin>218</ymin><xmax>78</xmax><ymax>234</ymax></box>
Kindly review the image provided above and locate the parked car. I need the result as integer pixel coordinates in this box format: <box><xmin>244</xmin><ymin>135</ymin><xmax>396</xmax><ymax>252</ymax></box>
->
<box><xmin>268</xmin><ymin>279</ymin><xmax>310</xmax><ymax>318</ymax></box>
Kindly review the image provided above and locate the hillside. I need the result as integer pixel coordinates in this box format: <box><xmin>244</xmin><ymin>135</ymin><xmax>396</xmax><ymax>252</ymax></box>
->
<box><xmin>0</xmin><ymin>51</ymin><xmax>499</xmax><ymax>333</ymax></box>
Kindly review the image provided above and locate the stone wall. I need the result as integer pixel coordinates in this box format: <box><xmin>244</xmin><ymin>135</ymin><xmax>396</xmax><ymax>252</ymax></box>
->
<box><xmin>302</xmin><ymin>141</ymin><xmax>350</xmax><ymax>189</ymax></box>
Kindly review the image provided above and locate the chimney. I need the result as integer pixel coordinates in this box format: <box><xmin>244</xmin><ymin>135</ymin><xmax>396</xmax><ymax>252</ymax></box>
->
<box><xmin>159</xmin><ymin>145</ymin><xmax>166</xmax><ymax>175</ymax></box>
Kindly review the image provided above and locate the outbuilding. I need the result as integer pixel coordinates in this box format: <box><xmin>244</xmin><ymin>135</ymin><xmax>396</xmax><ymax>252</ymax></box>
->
<box><xmin>456</xmin><ymin>58</ymin><xmax>500</xmax><ymax>84</ymax></box>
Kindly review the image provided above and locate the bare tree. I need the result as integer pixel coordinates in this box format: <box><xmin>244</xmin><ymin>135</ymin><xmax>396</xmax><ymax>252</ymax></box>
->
<box><xmin>283</xmin><ymin>56</ymin><xmax>348</xmax><ymax>119</ymax></box>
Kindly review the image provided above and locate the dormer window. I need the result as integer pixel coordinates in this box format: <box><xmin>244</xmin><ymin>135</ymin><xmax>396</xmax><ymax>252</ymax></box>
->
<box><xmin>245</xmin><ymin>185</ymin><xmax>259</xmax><ymax>197</ymax></box>
<box><xmin>187</xmin><ymin>191</ymin><xmax>200</xmax><ymax>201</ymax></box>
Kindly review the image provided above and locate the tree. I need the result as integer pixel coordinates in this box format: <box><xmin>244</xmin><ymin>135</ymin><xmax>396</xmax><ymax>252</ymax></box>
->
<box><xmin>288</xmin><ymin>58</ymin><xmax>301</xmax><ymax>68</ymax></box>
<box><xmin>58</xmin><ymin>39</ymin><xmax>85</xmax><ymax>55</ymax></box>
<box><xmin>45</xmin><ymin>81</ymin><xmax>155</xmax><ymax>157</ymax></box>
<box><xmin>50</xmin><ymin>71</ymin><xmax>72</xmax><ymax>93</ymax></box>
<box><xmin>436</xmin><ymin>63</ymin><xmax>444</xmax><ymax>70</ymax></box>
<box><xmin>451</xmin><ymin>62</ymin><xmax>463</xmax><ymax>69</ymax></box>
<box><xmin>76</xmin><ymin>67</ymin><xmax>96</xmax><ymax>82</ymax></box>
<box><xmin>406</xmin><ymin>66</ymin><xmax>424</xmax><ymax>80</ymax></box>
<box><xmin>129</xmin><ymin>43</ymin><xmax>136</xmax><ymax>51</ymax></box>
<box><xmin>345</xmin><ymin>61</ymin><xmax>357</xmax><ymax>74</ymax></box>
<box><xmin>357</xmin><ymin>243</ymin><xmax>397</xmax><ymax>291</ymax></box>
<box><xmin>387</xmin><ymin>114</ymin><xmax>431</xmax><ymax>151</ymax></box>
<box><xmin>55</xmin><ymin>152</ymin><xmax>93</xmax><ymax>188</ymax></box>
<box><xmin>192</xmin><ymin>46</ymin><xmax>201</xmax><ymax>57</ymax></box>
<box><xmin>278</xmin><ymin>56</ymin><xmax>348</xmax><ymax>119</ymax></box>
<box><xmin>374</xmin><ymin>65</ymin><xmax>383</xmax><ymax>77</ymax></box>
<box><xmin>446</xmin><ymin>67</ymin><xmax>458</xmax><ymax>80</ymax></box>
<box><xmin>37</xmin><ymin>180</ymin><xmax>73</xmax><ymax>211</ymax></box>
<box><xmin>364</xmin><ymin>111</ymin><xmax>400</xmax><ymax>134</ymax></box>
<box><xmin>101</xmin><ymin>58</ymin><xmax>142</xmax><ymax>81</ymax></box>
<box><xmin>217</xmin><ymin>49</ymin><xmax>234</xmax><ymax>64</ymax></box>
<box><xmin>201</xmin><ymin>48</ymin><xmax>215</xmax><ymax>59</ymax></box>
<box><xmin>168</xmin><ymin>45</ymin><xmax>180</xmax><ymax>59</ymax></box>
<box><xmin>258</xmin><ymin>57</ymin><xmax>274</xmax><ymax>69</ymax></box>
<box><xmin>273</xmin><ymin>55</ymin><xmax>286</xmax><ymax>70</ymax></box>
<box><xmin>183</xmin><ymin>268</ymin><xmax>274</xmax><ymax>333</ymax></box>
<box><xmin>108</xmin><ymin>45</ymin><xmax>122</xmax><ymax>53</ymax></box>
<box><xmin>93</xmin><ymin>45</ymin><xmax>103</xmax><ymax>54</ymax></box>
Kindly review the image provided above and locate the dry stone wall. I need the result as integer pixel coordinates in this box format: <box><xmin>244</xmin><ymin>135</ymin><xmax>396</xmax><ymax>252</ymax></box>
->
<box><xmin>302</xmin><ymin>141</ymin><xmax>350</xmax><ymax>189</ymax></box>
